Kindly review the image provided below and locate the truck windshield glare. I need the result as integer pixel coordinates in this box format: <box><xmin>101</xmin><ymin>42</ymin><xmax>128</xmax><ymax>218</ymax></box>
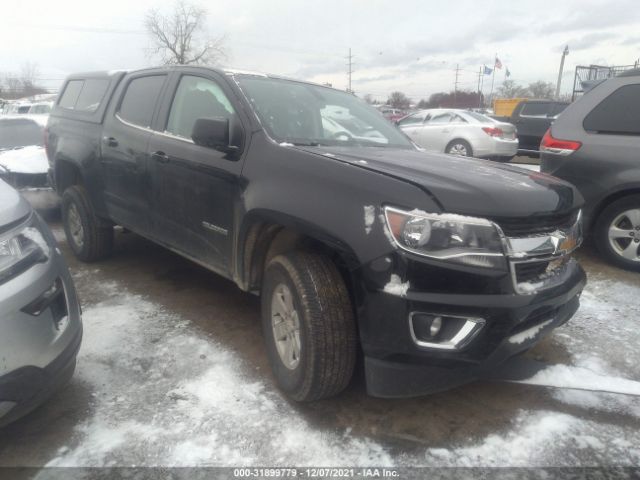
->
<box><xmin>236</xmin><ymin>76</ymin><xmax>415</xmax><ymax>149</ymax></box>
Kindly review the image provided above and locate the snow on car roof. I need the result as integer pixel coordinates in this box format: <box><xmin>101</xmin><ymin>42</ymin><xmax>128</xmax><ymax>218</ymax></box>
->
<box><xmin>0</xmin><ymin>145</ymin><xmax>48</xmax><ymax>174</ymax></box>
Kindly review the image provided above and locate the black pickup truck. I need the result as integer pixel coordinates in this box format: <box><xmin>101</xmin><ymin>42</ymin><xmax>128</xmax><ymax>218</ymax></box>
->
<box><xmin>493</xmin><ymin>100</ymin><xmax>569</xmax><ymax>156</ymax></box>
<box><xmin>47</xmin><ymin>66</ymin><xmax>586</xmax><ymax>400</ymax></box>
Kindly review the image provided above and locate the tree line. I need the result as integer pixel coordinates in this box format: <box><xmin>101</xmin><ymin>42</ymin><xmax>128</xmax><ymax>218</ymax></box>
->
<box><xmin>372</xmin><ymin>80</ymin><xmax>557</xmax><ymax>110</ymax></box>
<box><xmin>0</xmin><ymin>63</ymin><xmax>48</xmax><ymax>100</ymax></box>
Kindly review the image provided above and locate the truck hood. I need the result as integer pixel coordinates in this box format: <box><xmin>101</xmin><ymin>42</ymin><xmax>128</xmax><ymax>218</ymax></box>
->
<box><xmin>300</xmin><ymin>146</ymin><xmax>582</xmax><ymax>217</ymax></box>
<box><xmin>0</xmin><ymin>179</ymin><xmax>32</xmax><ymax>227</ymax></box>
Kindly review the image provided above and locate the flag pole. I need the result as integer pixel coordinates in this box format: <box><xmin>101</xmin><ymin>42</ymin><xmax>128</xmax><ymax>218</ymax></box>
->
<box><xmin>489</xmin><ymin>53</ymin><xmax>497</xmax><ymax>109</ymax></box>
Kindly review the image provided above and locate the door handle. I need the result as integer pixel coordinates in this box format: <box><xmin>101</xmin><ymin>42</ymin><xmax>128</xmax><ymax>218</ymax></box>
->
<box><xmin>442</xmin><ymin>129</ymin><xmax>450</xmax><ymax>133</ymax></box>
<box><xmin>103</xmin><ymin>136</ymin><xmax>118</xmax><ymax>147</ymax></box>
<box><xmin>151</xmin><ymin>151</ymin><xmax>170</xmax><ymax>163</ymax></box>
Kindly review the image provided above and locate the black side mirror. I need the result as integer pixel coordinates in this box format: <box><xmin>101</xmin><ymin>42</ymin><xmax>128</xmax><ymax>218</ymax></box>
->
<box><xmin>191</xmin><ymin>117</ymin><xmax>240</xmax><ymax>155</ymax></box>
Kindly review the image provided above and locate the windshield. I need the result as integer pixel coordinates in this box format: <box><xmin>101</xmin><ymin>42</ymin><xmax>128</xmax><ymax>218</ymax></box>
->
<box><xmin>236</xmin><ymin>76</ymin><xmax>414</xmax><ymax>149</ymax></box>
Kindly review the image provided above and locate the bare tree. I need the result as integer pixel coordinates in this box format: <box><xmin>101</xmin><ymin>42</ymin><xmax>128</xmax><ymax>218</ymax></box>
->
<box><xmin>527</xmin><ymin>81</ymin><xmax>555</xmax><ymax>99</ymax></box>
<box><xmin>387</xmin><ymin>91</ymin><xmax>411</xmax><ymax>109</ymax></box>
<box><xmin>496</xmin><ymin>80</ymin><xmax>529</xmax><ymax>99</ymax></box>
<box><xmin>145</xmin><ymin>0</ymin><xmax>226</xmax><ymax>65</ymax></box>
<box><xmin>362</xmin><ymin>93</ymin><xmax>375</xmax><ymax>104</ymax></box>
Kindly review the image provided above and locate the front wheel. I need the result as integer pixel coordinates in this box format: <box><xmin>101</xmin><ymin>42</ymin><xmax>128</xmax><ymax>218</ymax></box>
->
<box><xmin>594</xmin><ymin>194</ymin><xmax>640</xmax><ymax>271</ymax></box>
<box><xmin>445</xmin><ymin>139</ymin><xmax>473</xmax><ymax>157</ymax></box>
<box><xmin>62</xmin><ymin>185</ymin><xmax>114</xmax><ymax>262</ymax></box>
<box><xmin>261</xmin><ymin>251</ymin><xmax>357</xmax><ymax>401</ymax></box>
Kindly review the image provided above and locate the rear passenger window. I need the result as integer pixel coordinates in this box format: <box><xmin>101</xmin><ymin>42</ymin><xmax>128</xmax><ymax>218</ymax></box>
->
<box><xmin>58</xmin><ymin>80</ymin><xmax>84</xmax><ymax>108</ymax></box>
<box><xmin>75</xmin><ymin>79</ymin><xmax>110</xmax><ymax>112</ymax></box>
<box><xmin>583</xmin><ymin>84</ymin><xmax>640</xmax><ymax>135</ymax></box>
<box><xmin>58</xmin><ymin>79</ymin><xmax>110</xmax><ymax>112</ymax></box>
<box><xmin>520</xmin><ymin>103</ymin><xmax>551</xmax><ymax>117</ymax></box>
<box><xmin>118</xmin><ymin>76</ymin><xmax>166</xmax><ymax>128</ymax></box>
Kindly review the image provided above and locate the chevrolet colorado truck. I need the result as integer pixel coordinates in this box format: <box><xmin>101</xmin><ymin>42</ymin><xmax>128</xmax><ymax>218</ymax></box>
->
<box><xmin>47</xmin><ymin>66</ymin><xmax>586</xmax><ymax>400</ymax></box>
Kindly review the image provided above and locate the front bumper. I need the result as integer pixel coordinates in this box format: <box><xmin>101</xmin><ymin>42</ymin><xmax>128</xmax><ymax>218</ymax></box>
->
<box><xmin>0</xmin><ymin>213</ymin><xmax>82</xmax><ymax>426</ymax></box>
<box><xmin>358</xmin><ymin>251</ymin><xmax>586</xmax><ymax>398</ymax></box>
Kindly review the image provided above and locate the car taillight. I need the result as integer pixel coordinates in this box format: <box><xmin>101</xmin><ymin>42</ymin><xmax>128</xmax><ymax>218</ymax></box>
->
<box><xmin>482</xmin><ymin>127</ymin><xmax>503</xmax><ymax>137</ymax></box>
<box><xmin>540</xmin><ymin>129</ymin><xmax>581</xmax><ymax>156</ymax></box>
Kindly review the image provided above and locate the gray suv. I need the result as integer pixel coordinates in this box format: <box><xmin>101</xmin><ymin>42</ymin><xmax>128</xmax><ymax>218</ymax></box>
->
<box><xmin>0</xmin><ymin>179</ymin><xmax>82</xmax><ymax>427</ymax></box>
<box><xmin>541</xmin><ymin>68</ymin><xmax>640</xmax><ymax>271</ymax></box>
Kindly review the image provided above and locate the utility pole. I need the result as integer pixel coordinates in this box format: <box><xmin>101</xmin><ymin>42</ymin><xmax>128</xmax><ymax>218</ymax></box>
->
<box><xmin>477</xmin><ymin>66</ymin><xmax>483</xmax><ymax>108</ymax></box>
<box><xmin>454</xmin><ymin>64</ymin><xmax>460</xmax><ymax>107</ymax></box>
<box><xmin>555</xmin><ymin>45</ymin><xmax>569</xmax><ymax>99</ymax></box>
<box><xmin>346</xmin><ymin>48</ymin><xmax>354</xmax><ymax>93</ymax></box>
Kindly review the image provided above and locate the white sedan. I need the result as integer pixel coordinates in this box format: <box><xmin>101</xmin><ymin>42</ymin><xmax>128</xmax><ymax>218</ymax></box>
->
<box><xmin>398</xmin><ymin>109</ymin><xmax>518</xmax><ymax>162</ymax></box>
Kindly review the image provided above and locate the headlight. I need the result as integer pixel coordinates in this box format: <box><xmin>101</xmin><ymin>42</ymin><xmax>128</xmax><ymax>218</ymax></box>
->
<box><xmin>0</xmin><ymin>224</ymin><xmax>49</xmax><ymax>283</ymax></box>
<box><xmin>384</xmin><ymin>206</ymin><xmax>506</xmax><ymax>269</ymax></box>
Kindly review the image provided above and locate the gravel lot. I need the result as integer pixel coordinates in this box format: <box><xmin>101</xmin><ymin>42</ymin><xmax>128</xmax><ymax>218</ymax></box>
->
<box><xmin>1</xmin><ymin>215</ymin><xmax>639</xmax><ymax>469</ymax></box>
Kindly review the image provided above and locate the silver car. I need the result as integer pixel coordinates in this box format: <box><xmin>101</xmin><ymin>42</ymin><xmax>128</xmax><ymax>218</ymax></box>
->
<box><xmin>0</xmin><ymin>179</ymin><xmax>82</xmax><ymax>427</ymax></box>
<box><xmin>398</xmin><ymin>109</ymin><xmax>518</xmax><ymax>162</ymax></box>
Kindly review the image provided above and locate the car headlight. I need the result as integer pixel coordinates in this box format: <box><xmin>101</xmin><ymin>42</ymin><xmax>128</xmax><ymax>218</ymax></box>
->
<box><xmin>0</xmin><ymin>224</ymin><xmax>50</xmax><ymax>284</ymax></box>
<box><xmin>383</xmin><ymin>206</ymin><xmax>506</xmax><ymax>269</ymax></box>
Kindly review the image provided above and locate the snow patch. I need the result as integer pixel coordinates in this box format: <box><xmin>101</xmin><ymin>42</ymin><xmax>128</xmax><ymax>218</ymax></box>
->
<box><xmin>279</xmin><ymin>142</ymin><xmax>294</xmax><ymax>147</ymax></box>
<box><xmin>363</xmin><ymin>205</ymin><xmax>375</xmax><ymax>234</ymax></box>
<box><xmin>515</xmin><ymin>364</ymin><xmax>640</xmax><ymax>396</ymax></box>
<box><xmin>508</xmin><ymin>319</ymin><xmax>553</xmax><ymax>344</ymax></box>
<box><xmin>383</xmin><ymin>274</ymin><xmax>409</xmax><ymax>297</ymax></box>
<box><xmin>46</xmin><ymin>284</ymin><xmax>393</xmax><ymax>467</ymax></box>
<box><xmin>0</xmin><ymin>146</ymin><xmax>48</xmax><ymax>174</ymax></box>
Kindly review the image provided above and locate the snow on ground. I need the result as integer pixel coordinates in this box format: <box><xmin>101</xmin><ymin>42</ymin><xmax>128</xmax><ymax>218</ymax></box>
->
<box><xmin>43</xmin><ymin>254</ymin><xmax>640</xmax><ymax>467</ymax></box>
<box><xmin>46</xmin><ymin>280</ymin><xmax>393</xmax><ymax>467</ymax></box>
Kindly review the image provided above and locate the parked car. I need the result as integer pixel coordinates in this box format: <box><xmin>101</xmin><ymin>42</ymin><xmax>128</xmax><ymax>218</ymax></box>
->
<box><xmin>0</xmin><ymin>179</ymin><xmax>82</xmax><ymax>427</ymax></box>
<box><xmin>377</xmin><ymin>106</ymin><xmax>406</xmax><ymax>123</ymax></box>
<box><xmin>541</xmin><ymin>68</ymin><xmax>640</xmax><ymax>271</ymax></box>
<box><xmin>398</xmin><ymin>108</ymin><xmax>518</xmax><ymax>162</ymax></box>
<box><xmin>47</xmin><ymin>67</ymin><xmax>585</xmax><ymax>400</ymax></box>
<box><xmin>0</xmin><ymin>115</ymin><xmax>60</xmax><ymax>211</ymax></box>
<box><xmin>492</xmin><ymin>99</ymin><xmax>569</xmax><ymax>156</ymax></box>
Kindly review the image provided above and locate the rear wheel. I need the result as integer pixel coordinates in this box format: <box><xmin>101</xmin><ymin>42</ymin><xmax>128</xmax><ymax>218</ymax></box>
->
<box><xmin>445</xmin><ymin>139</ymin><xmax>473</xmax><ymax>157</ymax></box>
<box><xmin>62</xmin><ymin>185</ymin><xmax>113</xmax><ymax>262</ymax></box>
<box><xmin>594</xmin><ymin>194</ymin><xmax>640</xmax><ymax>271</ymax></box>
<box><xmin>261</xmin><ymin>251</ymin><xmax>357</xmax><ymax>401</ymax></box>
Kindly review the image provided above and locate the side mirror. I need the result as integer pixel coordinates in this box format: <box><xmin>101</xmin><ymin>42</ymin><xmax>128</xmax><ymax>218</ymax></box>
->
<box><xmin>191</xmin><ymin>117</ymin><xmax>240</xmax><ymax>155</ymax></box>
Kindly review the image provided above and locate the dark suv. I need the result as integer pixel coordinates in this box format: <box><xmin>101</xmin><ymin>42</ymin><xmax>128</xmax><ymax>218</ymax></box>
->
<box><xmin>47</xmin><ymin>66</ymin><xmax>585</xmax><ymax>400</ymax></box>
<box><xmin>541</xmin><ymin>69</ymin><xmax>640</xmax><ymax>271</ymax></box>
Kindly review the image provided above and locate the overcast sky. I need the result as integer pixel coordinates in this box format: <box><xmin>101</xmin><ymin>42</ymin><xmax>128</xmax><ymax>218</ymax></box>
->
<box><xmin>1</xmin><ymin>0</ymin><xmax>639</xmax><ymax>101</ymax></box>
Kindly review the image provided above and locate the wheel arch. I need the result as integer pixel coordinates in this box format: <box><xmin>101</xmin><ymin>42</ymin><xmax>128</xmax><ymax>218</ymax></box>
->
<box><xmin>589</xmin><ymin>186</ymin><xmax>640</xmax><ymax>231</ymax></box>
<box><xmin>237</xmin><ymin>210</ymin><xmax>362</xmax><ymax>301</ymax></box>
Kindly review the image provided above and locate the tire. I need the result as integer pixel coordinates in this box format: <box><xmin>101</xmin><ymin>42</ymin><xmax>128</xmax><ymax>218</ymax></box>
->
<box><xmin>61</xmin><ymin>185</ymin><xmax>114</xmax><ymax>262</ymax></box>
<box><xmin>594</xmin><ymin>194</ymin><xmax>640</xmax><ymax>271</ymax></box>
<box><xmin>261</xmin><ymin>251</ymin><xmax>357</xmax><ymax>401</ymax></box>
<box><xmin>445</xmin><ymin>139</ymin><xmax>473</xmax><ymax>157</ymax></box>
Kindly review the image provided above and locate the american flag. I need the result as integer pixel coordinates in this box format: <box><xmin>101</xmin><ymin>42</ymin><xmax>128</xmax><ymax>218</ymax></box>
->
<box><xmin>495</xmin><ymin>57</ymin><xmax>503</xmax><ymax>69</ymax></box>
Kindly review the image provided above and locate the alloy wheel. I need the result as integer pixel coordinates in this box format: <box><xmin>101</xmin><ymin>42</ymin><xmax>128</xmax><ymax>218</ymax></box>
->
<box><xmin>270</xmin><ymin>283</ymin><xmax>301</xmax><ymax>370</ymax></box>
<box><xmin>67</xmin><ymin>203</ymin><xmax>85</xmax><ymax>249</ymax></box>
<box><xmin>608</xmin><ymin>208</ymin><xmax>640</xmax><ymax>262</ymax></box>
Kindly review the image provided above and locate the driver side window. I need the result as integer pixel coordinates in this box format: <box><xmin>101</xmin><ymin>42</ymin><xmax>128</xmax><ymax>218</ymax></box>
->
<box><xmin>166</xmin><ymin>75</ymin><xmax>236</xmax><ymax>139</ymax></box>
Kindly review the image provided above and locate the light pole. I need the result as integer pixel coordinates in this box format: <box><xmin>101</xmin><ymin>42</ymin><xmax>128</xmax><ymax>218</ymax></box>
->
<box><xmin>555</xmin><ymin>45</ymin><xmax>569</xmax><ymax>99</ymax></box>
